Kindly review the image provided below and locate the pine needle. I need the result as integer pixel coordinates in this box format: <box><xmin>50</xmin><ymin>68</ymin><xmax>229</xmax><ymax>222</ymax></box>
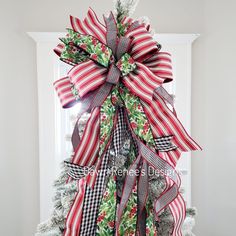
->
<box><xmin>114</xmin><ymin>0</ymin><xmax>140</xmax><ymax>22</ymax></box>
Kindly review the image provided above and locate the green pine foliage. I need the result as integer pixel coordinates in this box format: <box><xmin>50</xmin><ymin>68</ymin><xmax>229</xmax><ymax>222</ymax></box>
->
<box><xmin>35</xmin><ymin>161</ymin><xmax>77</xmax><ymax>236</ymax></box>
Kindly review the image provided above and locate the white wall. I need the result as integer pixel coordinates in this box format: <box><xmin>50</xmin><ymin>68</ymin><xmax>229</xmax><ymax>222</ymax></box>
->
<box><xmin>192</xmin><ymin>0</ymin><xmax>236</xmax><ymax>235</ymax></box>
<box><xmin>0</xmin><ymin>0</ymin><xmax>235</xmax><ymax>235</ymax></box>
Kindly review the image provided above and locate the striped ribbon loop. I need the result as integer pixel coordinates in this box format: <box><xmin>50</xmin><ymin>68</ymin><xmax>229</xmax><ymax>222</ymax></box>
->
<box><xmin>53</xmin><ymin>77</ymin><xmax>78</xmax><ymax>109</ymax></box>
<box><xmin>69</xmin><ymin>64</ymin><xmax>120</xmax><ymax>151</ymax></box>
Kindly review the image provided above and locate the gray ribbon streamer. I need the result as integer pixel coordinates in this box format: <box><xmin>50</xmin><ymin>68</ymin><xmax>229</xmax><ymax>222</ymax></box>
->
<box><xmin>137</xmin><ymin>160</ymin><xmax>149</xmax><ymax>235</ymax></box>
<box><xmin>116</xmin><ymin>154</ymin><xmax>141</xmax><ymax>233</ymax></box>
<box><xmin>154</xmin><ymin>184</ymin><xmax>178</xmax><ymax>214</ymax></box>
<box><xmin>138</xmin><ymin>160</ymin><xmax>149</xmax><ymax>208</ymax></box>
<box><xmin>138</xmin><ymin>141</ymin><xmax>179</xmax><ymax>184</ymax></box>
<box><xmin>71</xmin><ymin>123</ymin><xmax>81</xmax><ymax>151</ymax></box>
<box><xmin>154</xmin><ymin>86</ymin><xmax>177</xmax><ymax>116</ymax></box>
<box><xmin>115</xmin><ymin>109</ymin><xmax>181</xmax><ymax>234</ymax></box>
<box><xmin>137</xmin><ymin>135</ymin><xmax>180</xmax><ymax>219</ymax></box>
<box><xmin>116</xmin><ymin>36</ymin><xmax>132</xmax><ymax>60</ymax></box>
<box><xmin>127</xmin><ymin>21</ymin><xmax>140</xmax><ymax>32</ymax></box>
<box><xmin>155</xmin><ymin>86</ymin><xmax>174</xmax><ymax>107</ymax></box>
<box><xmin>104</xmin><ymin>12</ymin><xmax>118</xmax><ymax>55</ymax></box>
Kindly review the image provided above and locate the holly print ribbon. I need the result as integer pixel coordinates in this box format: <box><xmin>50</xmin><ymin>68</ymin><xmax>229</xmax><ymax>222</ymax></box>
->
<box><xmin>53</xmin><ymin>8</ymin><xmax>201</xmax><ymax>236</ymax></box>
<box><xmin>96</xmin><ymin>175</ymin><xmax>117</xmax><ymax>235</ymax></box>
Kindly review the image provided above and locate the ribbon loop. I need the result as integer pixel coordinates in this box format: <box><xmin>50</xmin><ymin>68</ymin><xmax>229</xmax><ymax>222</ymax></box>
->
<box><xmin>104</xmin><ymin>12</ymin><xmax>118</xmax><ymax>55</ymax></box>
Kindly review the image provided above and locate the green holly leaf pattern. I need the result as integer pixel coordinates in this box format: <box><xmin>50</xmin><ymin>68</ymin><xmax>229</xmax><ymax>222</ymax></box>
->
<box><xmin>119</xmin><ymin>84</ymin><xmax>155</xmax><ymax>146</ymax></box>
<box><xmin>96</xmin><ymin>90</ymin><xmax>157</xmax><ymax>235</ymax></box>
<box><xmin>116</xmin><ymin>53</ymin><xmax>137</xmax><ymax>77</ymax></box>
<box><xmin>96</xmin><ymin>175</ymin><xmax>117</xmax><ymax>236</ymax></box>
<box><xmin>117</xmin><ymin>22</ymin><xmax>131</xmax><ymax>37</ymax></box>
<box><xmin>60</xmin><ymin>37</ymin><xmax>89</xmax><ymax>65</ymax></box>
<box><xmin>99</xmin><ymin>93</ymin><xmax>116</xmax><ymax>155</ymax></box>
<box><xmin>62</xmin><ymin>29</ymin><xmax>113</xmax><ymax>68</ymax></box>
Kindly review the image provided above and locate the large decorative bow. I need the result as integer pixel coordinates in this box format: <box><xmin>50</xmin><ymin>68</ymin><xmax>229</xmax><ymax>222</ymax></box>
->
<box><xmin>54</xmin><ymin>10</ymin><xmax>173</xmax><ymax>109</ymax></box>
<box><xmin>54</xmin><ymin>8</ymin><xmax>201</xmax><ymax>236</ymax></box>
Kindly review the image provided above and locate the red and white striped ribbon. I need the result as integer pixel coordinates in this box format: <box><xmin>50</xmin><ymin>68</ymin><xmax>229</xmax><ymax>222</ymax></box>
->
<box><xmin>70</xmin><ymin>8</ymin><xmax>106</xmax><ymax>44</ymax></box>
<box><xmin>126</xmin><ymin>24</ymin><xmax>158</xmax><ymax>62</ymax></box>
<box><xmin>64</xmin><ymin>177</ymin><xmax>86</xmax><ymax>236</ymax></box>
<box><xmin>53</xmin><ymin>77</ymin><xmax>77</xmax><ymax>108</ymax></box>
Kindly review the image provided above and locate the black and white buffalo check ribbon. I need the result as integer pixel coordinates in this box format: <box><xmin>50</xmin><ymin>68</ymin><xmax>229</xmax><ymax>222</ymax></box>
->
<box><xmin>154</xmin><ymin>135</ymin><xmax>177</xmax><ymax>152</ymax></box>
<box><xmin>79</xmin><ymin>108</ymin><xmax>127</xmax><ymax>235</ymax></box>
<box><xmin>64</xmin><ymin>161</ymin><xmax>95</xmax><ymax>180</ymax></box>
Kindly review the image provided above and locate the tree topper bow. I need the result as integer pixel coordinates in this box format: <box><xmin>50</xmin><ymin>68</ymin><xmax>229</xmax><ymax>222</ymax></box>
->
<box><xmin>54</xmin><ymin>8</ymin><xmax>173</xmax><ymax>110</ymax></box>
<box><xmin>53</xmin><ymin>8</ymin><xmax>201</xmax><ymax>236</ymax></box>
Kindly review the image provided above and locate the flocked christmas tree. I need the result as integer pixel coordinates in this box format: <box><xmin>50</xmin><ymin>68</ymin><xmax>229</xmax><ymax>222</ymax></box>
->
<box><xmin>36</xmin><ymin>1</ymin><xmax>201</xmax><ymax>235</ymax></box>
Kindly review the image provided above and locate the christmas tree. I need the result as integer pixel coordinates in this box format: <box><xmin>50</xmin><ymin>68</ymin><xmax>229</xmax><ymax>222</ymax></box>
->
<box><xmin>36</xmin><ymin>1</ymin><xmax>201</xmax><ymax>235</ymax></box>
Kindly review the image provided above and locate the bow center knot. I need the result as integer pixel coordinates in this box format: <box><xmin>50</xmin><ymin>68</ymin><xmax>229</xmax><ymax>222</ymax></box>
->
<box><xmin>106</xmin><ymin>53</ymin><xmax>137</xmax><ymax>86</ymax></box>
<box><xmin>106</xmin><ymin>64</ymin><xmax>121</xmax><ymax>85</ymax></box>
